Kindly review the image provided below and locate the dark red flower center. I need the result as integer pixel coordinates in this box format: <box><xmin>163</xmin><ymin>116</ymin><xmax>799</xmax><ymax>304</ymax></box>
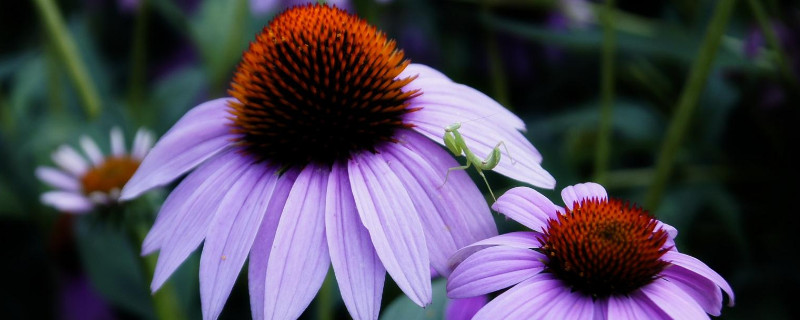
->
<box><xmin>228</xmin><ymin>4</ymin><xmax>420</xmax><ymax>168</ymax></box>
<box><xmin>538</xmin><ymin>198</ymin><xmax>671</xmax><ymax>297</ymax></box>
<box><xmin>81</xmin><ymin>156</ymin><xmax>141</xmax><ymax>195</ymax></box>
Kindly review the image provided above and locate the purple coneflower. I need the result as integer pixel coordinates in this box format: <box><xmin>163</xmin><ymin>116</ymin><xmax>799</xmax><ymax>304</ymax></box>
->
<box><xmin>447</xmin><ymin>182</ymin><xmax>734</xmax><ymax>319</ymax></box>
<box><xmin>36</xmin><ymin>127</ymin><xmax>154</xmax><ymax>213</ymax></box>
<box><xmin>120</xmin><ymin>4</ymin><xmax>553</xmax><ymax>320</ymax></box>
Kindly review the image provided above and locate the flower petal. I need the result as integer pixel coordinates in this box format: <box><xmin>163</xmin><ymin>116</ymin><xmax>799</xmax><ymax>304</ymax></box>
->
<box><xmin>79</xmin><ymin>136</ymin><xmax>104</xmax><ymax>166</ymax></box>
<box><xmin>52</xmin><ymin>145</ymin><xmax>88</xmax><ymax>177</ymax></box>
<box><xmin>660</xmin><ymin>264</ymin><xmax>723</xmax><ymax>316</ymax></box>
<box><xmin>248</xmin><ymin>169</ymin><xmax>298</xmax><ymax>320</ymax></box>
<box><xmin>447</xmin><ymin>246</ymin><xmax>545</xmax><ymax>298</ymax></box>
<box><xmin>492</xmin><ymin>186</ymin><xmax>561</xmax><ymax>232</ymax></box>
<box><xmin>560</xmin><ymin>182</ymin><xmax>607</xmax><ymax>210</ymax></box>
<box><xmin>445</xmin><ymin>295</ymin><xmax>488</xmax><ymax>320</ymax></box>
<box><xmin>199</xmin><ymin>163</ymin><xmax>279</xmax><ymax>320</ymax></box>
<box><xmin>348</xmin><ymin>152</ymin><xmax>432</xmax><ymax>306</ymax></box>
<box><xmin>121</xmin><ymin>98</ymin><xmax>237</xmax><ymax>200</ymax></box>
<box><xmin>325</xmin><ymin>162</ymin><xmax>385</xmax><ymax>320</ymax></box>
<box><xmin>641</xmin><ymin>278</ymin><xmax>709</xmax><ymax>320</ymax></box>
<box><xmin>381</xmin><ymin>131</ymin><xmax>496</xmax><ymax>276</ymax></box>
<box><xmin>407</xmin><ymin>110</ymin><xmax>554</xmax><ymax>189</ymax></box>
<box><xmin>132</xmin><ymin>128</ymin><xmax>155</xmax><ymax>160</ymax></box>
<box><xmin>472</xmin><ymin>274</ymin><xmax>566</xmax><ymax>320</ymax></box>
<box><xmin>40</xmin><ymin>191</ymin><xmax>92</xmax><ymax>213</ymax></box>
<box><xmin>447</xmin><ymin>231</ymin><xmax>540</xmax><ymax>271</ymax></box>
<box><xmin>607</xmin><ymin>293</ymin><xmax>669</xmax><ymax>320</ymax></box>
<box><xmin>110</xmin><ymin>127</ymin><xmax>126</xmax><ymax>156</ymax></box>
<box><xmin>150</xmin><ymin>150</ymin><xmax>251</xmax><ymax>292</ymax></box>
<box><xmin>399</xmin><ymin>63</ymin><xmax>450</xmax><ymax>81</ymax></box>
<box><xmin>662</xmin><ymin>251</ymin><xmax>734</xmax><ymax>306</ymax></box>
<box><xmin>36</xmin><ymin>167</ymin><xmax>80</xmax><ymax>192</ymax></box>
<box><xmin>262</xmin><ymin>165</ymin><xmax>331</xmax><ymax>320</ymax></box>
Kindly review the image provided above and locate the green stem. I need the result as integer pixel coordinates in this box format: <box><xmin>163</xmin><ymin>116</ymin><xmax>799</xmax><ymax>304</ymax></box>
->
<box><xmin>315</xmin><ymin>269</ymin><xmax>335</xmax><ymax>320</ymax></box>
<box><xmin>130</xmin><ymin>224</ymin><xmax>185</xmax><ymax>320</ymax></box>
<box><xmin>481</xmin><ymin>1</ymin><xmax>511</xmax><ymax>108</ymax></box>
<box><xmin>33</xmin><ymin>0</ymin><xmax>101</xmax><ymax>118</ymax></box>
<box><xmin>644</xmin><ymin>0</ymin><xmax>737</xmax><ymax>210</ymax></box>
<box><xmin>211</xmin><ymin>0</ymin><xmax>249</xmax><ymax>95</ymax></box>
<box><xmin>745</xmin><ymin>0</ymin><xmax>800</xmax><ymax>90</ymax></box>
<box><xmin>128</xmin><ymin>0</ymin><xmax>150</xmax><ymax>126</ymax></box>
<box><xmin>593</xmin><ymin>0</ymin><xmax>617</xmax><ymax>184</ymax></box>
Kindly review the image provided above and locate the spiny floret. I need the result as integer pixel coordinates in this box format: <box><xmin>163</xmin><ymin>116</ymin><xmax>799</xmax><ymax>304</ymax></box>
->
<box><xmin>538</xmin><ymin>198</ymin><xmax>671</xmax><ymax>297</ymax></box>
<box><xmin>228</xmin><ymin>4</ymin><xmax>420</xmax><ymax>167</ymax></box>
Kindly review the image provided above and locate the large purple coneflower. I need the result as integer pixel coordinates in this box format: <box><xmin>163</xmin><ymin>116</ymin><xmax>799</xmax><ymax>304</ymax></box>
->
<box><xmin>447</xmin><ymin>182</ymin><xmax>734</xmax><ymax>319</ymax></box>
<box><xmin>36</xmin><ymin>127</ymin><xmax>154</xmax><ymax>213</ymax></box>
<box><xmin>120</xmin><ymin>4</ymin><xmax>553</xmax><ymax>320</ymax></box>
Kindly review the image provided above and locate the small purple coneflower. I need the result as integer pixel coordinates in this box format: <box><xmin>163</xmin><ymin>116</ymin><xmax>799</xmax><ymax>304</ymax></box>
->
<box><xmin>121</xmin><ymin>4</ymin><xmax>553</xmax><ymax>320</ymax></box>
<box><xmin>447</xmin><ymin>182</ymin><xmax>734</xmax><ymax>319</ymax></box>
<box><xmin>36</xmin><ymin>127</ymin><xmax>154</xmax><ymax>213</ymax></box>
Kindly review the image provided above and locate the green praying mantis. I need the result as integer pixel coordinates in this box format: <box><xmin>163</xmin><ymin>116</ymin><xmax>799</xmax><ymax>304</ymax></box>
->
<box><xmin>441</xmin><ymin>122</ymin><xmax>511</xmax><ymax>202</ymax></box>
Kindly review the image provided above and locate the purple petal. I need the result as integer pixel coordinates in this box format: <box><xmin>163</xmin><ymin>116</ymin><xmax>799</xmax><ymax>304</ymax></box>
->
<box><xmin>445</xmin><ymin>295</ymin><xmax>488</xmax><ymax>320</ymax></box>
<box><xmin>381</xmin><ymin>131</ymin><xmax>496</xmax><ymax>276</ymax></box>
<box><xmin>199</xmin><ymin>163</ymin><xmax>280</xmax><ymax>320</ymax></box>
<box><xmin>250</xmin><ymin>0</ymin><xmax>279</xmax><ymax>14</ymax></box>
<box><xmin>52</xmin><ymin>145</ymin><xmax>88</xmax><ymax>177</ymax></box>
<box><xmin>348</xmin><ymin>152</ymin><xmax>432</xmax><ymax>306</ymax></box>
<box><xmin>640</xmin><ymin>278</ymin><xmax>709</xmax><ymax>320</ymax></box>
<box><xmin>447</xmin><ymin>246</ymin><xmax>545</xmax><ymax>298</ymax></box>
<box><xmin>325</xmin><ymin>162</ymin><xmax>385</xmax><ymax>320</ymax></box>
<box><xmin>607</xmin><ymin>293</ymin><xmax>669</xmax><ymax>320</ymax></box>
<box><xmin>662</xmin><ymin>251</ymin><xmax>734</xmax><ymax>306</ymax></box>
<box><xmin>399</xmin><ymin>63</ymin><xmax>450</xmax><ymax>81</ymax></box>
<box><xmin>121</xmin><ymin>98</ymin><xmax>237</xmax><ymax>200</ymax></box>
<box><xmin>36</xmin><ymin>167</ymin><xmax>80</xmax><ymax>192</ymax></box>
<box><xmin>247</xmin><ymin>169</ymin><xmax>298</xmax><ymax>320</ymax></box>
<box><xmin>492</xmin><ymin>186</ymin><xmax>561</xmax><ymax>232</ymax></box>
<box><xmin>660</xmin><ymin>264</ymin><xmax>723</xmax><ymax>316</ymax></box>
<box><xmin>79</xmin><ymin>136</ymin><xmax>104</xmax><ymax>166</ymax></box>
<box><xmin>40</xmin><ymin>191</ymin><xmax>92</xmax><ymax>213</ymax></box>
<box><xmin>150</xmin><ymin>150</ymin><xmax>251</xmax><ymax>292</ymax></box>
<box><xmin>110</xmin><ymin>127</ymin><xmax>125</xmax><ymax>156</ymax></box>
<box><xmin>560</xmin><ymin>182</ymin><xmax>607</xmax><ymax>209</ymax></box>
<box><xmin>447</xmin><ymin>231</ymin><xmax>540</xmax><ymax>271</ymax></box>
<box><xmin>472</xmin><ymin>274</ymin><xmax>566</xmax><ymax>320</ymax></box>
<box><xmin>262</xmin><ymin>165</ymin><xmax>331</xmax><ymax>320</ymax></box>
<box><xmin>407</xmin><ymin>111</ymin><xmax>555</xmax><ymax>189</ymax></box>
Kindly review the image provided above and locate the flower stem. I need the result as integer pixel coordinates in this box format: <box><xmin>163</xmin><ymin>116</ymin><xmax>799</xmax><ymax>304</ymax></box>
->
<box><xmin>33</xmin><ymin>0</ymin><xmax>101</xmax><ymax>119</ymax></box>
<box><xmin>593</xmin><ymin>0</ymin><xmax>617</xmax><ymax>185</ymax></box>
<box><xmin>644</xmin><ymin>0</ymin><xmax>737</xmax><ymax>210</ymax></box>
<box><xmin>315</xmin><ymin>269</ymin><xmax>335</xmax><ymax>320</ymax></box>
<box><xmin>130</xmin><ymin>223</ymin><xmax>186</xmax><ymax>320</ymax></box>
<box><xmin>128</xmin><ymin>0</ymin><xmax>150</xmax><ymax>126</ymax></box>
<box><xmin>481</xmin><ymin>0</ymin><xmax>511</xmax><ymax>108</ymax></box>
<box><xmin>745</xmin><ymin>0</ymin><xmax>800</xmax><ymax>90</ymax></box>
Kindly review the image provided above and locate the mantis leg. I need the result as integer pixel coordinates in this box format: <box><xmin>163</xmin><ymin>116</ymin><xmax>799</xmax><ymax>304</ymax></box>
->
<box><xmin>442</xmin><ymin>163</ymin><xmax>471</xmax><ymax>187</ymax></box>
<box><xmin>475</xmin><ymin>168</ymin><xmax>497</xmax><ymax>202</ymax></box>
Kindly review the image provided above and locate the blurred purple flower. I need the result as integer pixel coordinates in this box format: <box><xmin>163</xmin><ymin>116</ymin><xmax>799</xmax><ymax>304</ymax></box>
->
<box><xmin>59</xmin><ymin>273</ymin><xmax>116</xmax><ymax>320</ymax></box>
<box><xmin>447</xmin><ymin>183</ymin><xmax>734</xmax><ymax>319</ymax></box>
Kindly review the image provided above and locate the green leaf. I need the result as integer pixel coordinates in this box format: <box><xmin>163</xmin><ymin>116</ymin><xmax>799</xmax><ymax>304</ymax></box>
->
<box><xmin>380</xmin><ymin>279</ymin><xmax>448</xmax><ymax>320</ymax></box>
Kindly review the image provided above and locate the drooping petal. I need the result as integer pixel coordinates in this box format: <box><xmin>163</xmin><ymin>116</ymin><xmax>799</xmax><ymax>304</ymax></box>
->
<box><xmin>40</xmin><ymin>191</ymin><xmax>92</xmax><ymax>213</ymax></box>
<box><xmin>607</xmin><ymin>293</ymin><xmax>669</xmax><ymax>320</ymax></box>
<box><xmin>561</xmin><ymin>293</ymin><xmax>598</xmax><ymax>319</ymax></box>
<box><xmin>150</xmin><ymin>150</ymin><xmax>251</xmax><ymax>292</ymax></box>
<box><xmin>79</xmin><ymin>136</ymin><xmax>104</xmax><ymax>166</ymax></box>
<box><xmin>560</xmin><ymin>182</ymin><xmax>607</xmax><ymax>210</ymax></box>
<box><xmin>398</xmin><ymin>63</ymin><xmax>450</xmax><ymax>81</ymax></box>
<box><xmin>472</xmin><ymin>274</ymin><xmax>566</xmax><ymax>320</ymax></box>
<box><xmin>121</xmin><ymin>98</ymin><xmax>237</xmax><ymax>200</ymax></box>
<box><xmin>447</xmin><ymin>231</ymin><xmax>540</xmax><ymax>271</ymax></box>
<box><xmin>132</xmin><ymin>128</ymin><xmax>155</xmax><ymax>160</ymax></box>
<box><xmin>110</xmin><ymin>127</ymin><xmax>126</xmax><ymax>156</ymax></box>
<box><xmin>248</xmin><ymin>169</ymin><xmax>298</xmax><ymax>320</ymax></box>
<box><xmin>326</xmin><ymin>162</ymin><xmax>385</xmax><ymax>320</ymax></box>
<box><xmin>406</xmin><ymin>109</ymin><xmax>554</xmax><ymax>189</ymax></box>
<box><xmin>662</xmin><ymin>251</ymin><xmax>734</xmax><ymax>306</ymax></box>
<box><xmin>660</xmin><ymin>264</ymin><xmax>723</xmax><ymax>316</ymax></box>
<box><xmin>52</xmin><ymin>145</ymin><xmax>89</xmax><ymax>177</ymax></box>
<box><xmin>445</xmin><ymin>295</ymin><xmax>488</xmax><ymax>320</ymax></box>
<box><xmin>348</xmin><ymin>152</ymin><xmax>432</xmax><ymax>307</ymax></box>
<box><xmin>447</xmin><ymin>246</ymin><xmax>545</xmax><ymax>299</ymax></box>
<box><xmin>381</xmin><ymin>131</ymin><xmax>496</xmax><ymax>276</ymax></box>
<box><xmin>250</xmin><ymin>0</ymin><xmax>279</xmax><ymax>14</ymax></box>
<box><xmin>36</xmin><ymin>167</ymin><xmax>80</xmax><ymax>192</ymax></box>
<box><xmin>262</xmin><ymin>165</ymin><xmax>331</xmax><ymax>320</ymax></box>
<box><xmin>199</xmin><ymin>163</ymin><xmax>279</xmax><ymax>320</ymax></box>
<box><xmin>492</xmin><ymin>186</ymin><xmax>561</xmax><ymax>232</ymax></box>
<box><xmin>641</xmin><ymin>278</ymin><xmax>709</xmax><ymax>320</ymax></box>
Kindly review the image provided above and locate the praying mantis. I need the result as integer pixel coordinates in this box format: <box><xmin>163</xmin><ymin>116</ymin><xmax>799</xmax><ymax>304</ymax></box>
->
<box><xmin>442</xmin><ymin>122</ymin><xmax>510</xmax><ymax>202</ymax></box>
